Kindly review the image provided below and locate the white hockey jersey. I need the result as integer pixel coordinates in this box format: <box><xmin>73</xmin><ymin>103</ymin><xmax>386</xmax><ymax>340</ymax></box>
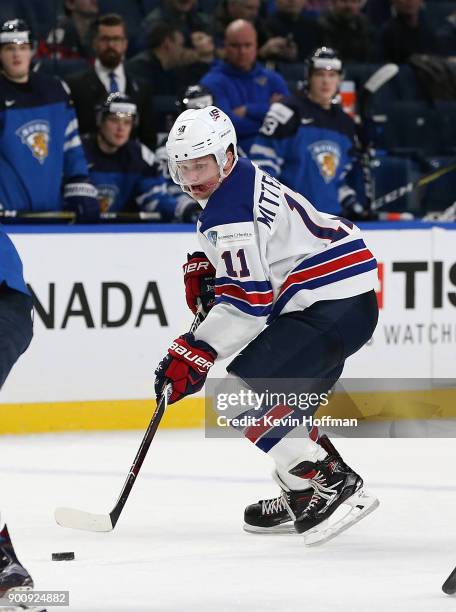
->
<box><xmin>193</xmin><ymin>158</ymin><xmax>378</xmax><ymax>359</ymax></box>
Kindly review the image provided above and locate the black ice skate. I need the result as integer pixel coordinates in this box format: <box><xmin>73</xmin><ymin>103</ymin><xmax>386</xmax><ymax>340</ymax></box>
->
<box><xmin>244</xmin><ymin>436</ymin><xmax>378</xmax><ymax>543</ymax></box>
<box><xmin>243</xmin><ymin>483</ymin><xmax>313</xmax><ymax>534</ymax></box>
<box><xmin>0</xmin><ymin>524</ymin><xmax>46</xmax><ymax>611</ymax></box>
<box><xmin>0</xmin><ymin>524</ymin><xmax>33</xmax><ymax>595</ymax></box>
<box><xmin>290</xmin><ymin>454</ymin><xmax>379</xmax><ymax>545</ymax></box>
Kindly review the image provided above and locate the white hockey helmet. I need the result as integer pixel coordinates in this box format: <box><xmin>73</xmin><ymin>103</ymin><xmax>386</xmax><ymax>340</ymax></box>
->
<box><xmin>166</xmin><ymin>106</ymin><xmax>238</xmax><ymax>192</ymax></box>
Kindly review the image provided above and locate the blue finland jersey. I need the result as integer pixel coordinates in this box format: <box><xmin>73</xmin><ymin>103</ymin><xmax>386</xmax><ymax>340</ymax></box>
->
<box><xmin>83</xmin><ymin>136</ymin><xmax>176</xmax><ymax>220</ymax></box>
<box><xmin>0</xmin><ymin>72</ymin><xmax>89</xmax><ymax>212</ymax></box>
<box><xmin>0</xmin><ymin>226</ymin><xmax>28</xmax><ymax>295</ymax></box>
<box><xmin>250</xmin><ymin>96</ymin><xmax>357</xmax><ymax>215</ymax></box>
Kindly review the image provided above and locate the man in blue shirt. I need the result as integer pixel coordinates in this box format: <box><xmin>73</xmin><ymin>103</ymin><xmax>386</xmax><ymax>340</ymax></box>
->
<box><xmin>200</xmin><ymin>19</ymin><xmax>289</xmax><ymax>152</ymax></box>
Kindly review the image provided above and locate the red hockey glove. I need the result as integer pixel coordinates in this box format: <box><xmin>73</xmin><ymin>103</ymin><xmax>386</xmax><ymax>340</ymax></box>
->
<box><xmin>183</xmin><ymin>252</ymin><xmax>216</xmax><ymax>315</ymax></box>
<box><xmin>154</xmin><ymin>333</ymin><xmax>217</xmax><ymax>404</ymax></box>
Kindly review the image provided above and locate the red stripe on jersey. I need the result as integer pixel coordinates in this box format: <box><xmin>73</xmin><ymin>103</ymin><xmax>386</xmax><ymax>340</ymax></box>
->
<box><xmin>244</xmin><ymin>404</ymin><xmax>294</xmax><ymax>444</ymax></box>
<box><xmin>279</xmin><ymin>248</ymin><xmax>374</xmax><ymax>297</ymax></box>
<box><xmin>215</xmin><ymin>283</ymin><xmax>274</xmax><ymax>306</ymax></box>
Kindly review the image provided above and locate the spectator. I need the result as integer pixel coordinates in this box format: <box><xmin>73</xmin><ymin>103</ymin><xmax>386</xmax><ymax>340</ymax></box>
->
<box><xmin>84</xmin><ymin>93</ymin><xmax>198</xmax><ymax>221</ymax></box>
<box><xmin>213</xmin><ymin>0</ymin><xmax>294</xmax><ymax>61</ymax></box>
<box><xmin>0</xmin><ymin>19</ymin><xmax>98</xmax><ymax>222</ymax></box>
<box><xmin>266</xmin><ymin>0</ymin><xmax>325</xmax><ymax>61</ymax></box>
<box><xmin>319</xmin><ymin>0</ymin><xmax>378</xmax><ymax>61</ymax></box>
<box><xmin>437</xmin><ymin>10</ymin><xmax>456</xmax><ymax>56</ymax></box>
<box><xmin>142</xmin><ymin>0</ymin><xmax>209</xmax><ymax>46</ymax></box>
<box><xmin>200</xmin><ymin>19</ymin><xmax>289</xmax><ymax>151</ymax></box>
<box><xmin>380</xmin><ymin>0</ymin><xmax>439</xmax><ymax>63</ymax></box>
<box><xmin>251</xmin><ymin>47</ymin><xmax>365</xmax><ymax>217</ymax></box>
<box><xmin>127</xmin><ymin>22</ymin><xmax>216</xmax><ymax>96</ymax></box>
<box><xmin>37</xmin><ymin>0</ymin><xmax>98</xmax><ymax>61</ymax></box>
<box><xmin>66</xmin><ymin>13</ymin><xmax>156</xmax><ymax>148</ymax></box>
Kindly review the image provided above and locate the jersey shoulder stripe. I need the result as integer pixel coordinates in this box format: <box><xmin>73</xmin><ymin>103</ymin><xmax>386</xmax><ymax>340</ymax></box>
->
<box><xmin>199</xmin><ymin>158</ymin><xmax>255</xmax><ymax>232</ymax></box>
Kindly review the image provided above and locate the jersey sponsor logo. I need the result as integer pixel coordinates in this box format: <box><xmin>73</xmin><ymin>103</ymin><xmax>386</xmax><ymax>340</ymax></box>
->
<box><xmin>96</xmin><ymin>184</ymin><xmax>119</xmax><ymax>212</ymax></box>
<box><xmin>308</xmin><ymin>140</ymin><xmax>341</xmax><ymax>184</ymax></box>
<box><xmin>15</xmin><ymin>120</ymin><xmax>51</xmax><ymax>164</ymax></box>
<box><xmin>217</xmin><ymin>230</ymin><xmax>254</xmax><ymax>246</ymax></box>
<box><xmin>301</xmin><ymin>117</ymin><xmax>314</xmax><ymax>125</ymax></box>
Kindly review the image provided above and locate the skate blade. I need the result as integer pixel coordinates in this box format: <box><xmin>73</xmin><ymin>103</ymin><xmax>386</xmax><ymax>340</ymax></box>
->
<box><xmin>243</xmin><ymin>522</ymin><xmax>296</xmax><ymax>535</ymax></box>
<box><xmin>303</xmin><ymin>488</ymin><xmax>380</xmax><ymax>546</ymax></box>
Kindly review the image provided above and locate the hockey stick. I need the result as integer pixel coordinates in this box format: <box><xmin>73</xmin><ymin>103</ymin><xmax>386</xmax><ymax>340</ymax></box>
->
<box><xmin>0</xmin><ymin>210</ymin><xmax>161</xmax><ymax>223</ymax></box>
<box><xmin>356</xmin><ymin>64</ymin><xmax>399</xmax><ymax>210</ymax></box>
<box><xmin>371</xmin><ymin>159</ymin><xmax>456</xmax><ymax>211</ymax></box>
<box><xmin>54</xmin><ymin>307</ymin><xmax>206</xmax><ymax>532</ymax></box>
<box><xmin>442</xmin><ymin>566</ymin><xmax>456</xmax><ymax>595</ymax></box>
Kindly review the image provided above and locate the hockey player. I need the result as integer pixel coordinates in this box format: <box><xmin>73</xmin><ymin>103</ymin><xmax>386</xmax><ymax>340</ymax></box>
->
<box><xmin>0</xmin><ymin>226</ymin><xmax>46</xmax><ymax>611</ymax></box>
<box><xmin>155</xmin><ymin>85</ymin><xmax>216</xmax><ymax>222</ymax></box>
<box><xmin>82</xmin><ymin>92</ymin><xmax>187</xmax><ymax>220</ymax></box>
<box><xmin>154</xmin><ymin>105</ymin><xmax>380</xmax><ymax>543</ymax></box>
<box><xmin>250</xmin><ymin>47</ymin><xmax>364</xmax><ymax>217</ymax></box>
<box><xmin>0</xmin><ymin>19</ymin><xmax>98</xmax><ymax>222</ymax></box>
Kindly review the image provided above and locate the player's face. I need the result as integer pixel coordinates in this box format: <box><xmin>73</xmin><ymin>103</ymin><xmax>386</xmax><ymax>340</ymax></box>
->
<box><xmin>101</xmin><ymin>115</ymin><xmax>133</xmax><ymax>147</ymax></box>
<box><xmin>0</xmin><ymin>43</ymin><xmax>32</xmax><ymax>81</ymax></box>
<box><xmin>176</xmin><ymin>154</ymin><xmax>223</xmax><ymax>200</ymax></box>
<box><xmin>309</xmin><ymin>69</ymin><xmax>341</xmax><ymax>105</ymax></box>
<box><xmin>94</xmin><ymin>24</ymin><xmax>128</xmax><ymax>69</ymax></box>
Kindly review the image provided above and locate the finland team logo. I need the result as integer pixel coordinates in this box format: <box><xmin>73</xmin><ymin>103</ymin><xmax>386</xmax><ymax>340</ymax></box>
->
<box><xmin>16</xmin><ymin>120</ymin><xmax>51</xmax><ymax>164</ymax></box>
<box><xmin>308</xmin><ymin>140</ymin><xmax>341</xmax><ymax>183</ymax></box>
<box><xmin>96</xmin><ymin>184</ymin><xmax>119</xmax><ymax>212</ymax></box>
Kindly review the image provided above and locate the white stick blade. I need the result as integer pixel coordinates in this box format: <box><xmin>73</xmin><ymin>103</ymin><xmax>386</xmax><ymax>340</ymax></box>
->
<box><xmin>364</xmin><ymin>63</ymin><xmax>399</xmax><ymax>94</ymax></box>
<box><xmin>55</xmin><ymin>507</ymin><xmax>113</xmax><ymax>532</ymax></box>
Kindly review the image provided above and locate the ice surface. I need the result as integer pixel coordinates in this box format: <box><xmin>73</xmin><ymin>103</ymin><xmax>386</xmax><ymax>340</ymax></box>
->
<box><xmin>0</xmin><ymin>431</ymin><xmax>454</xmax><ymax>611</ymax></box>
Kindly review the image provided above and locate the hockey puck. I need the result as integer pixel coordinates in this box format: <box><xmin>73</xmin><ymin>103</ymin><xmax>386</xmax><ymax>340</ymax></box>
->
<box><xmin>52</xmin><ymin>552</ymin><xmax>75</xmax><ymax>561</ymax></box>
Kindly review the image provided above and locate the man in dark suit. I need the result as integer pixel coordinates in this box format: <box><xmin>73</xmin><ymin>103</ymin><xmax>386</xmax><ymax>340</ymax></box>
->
<box><xmin>67</xmin><ymin>13</ymin><xmax>156</xmax><ymax>148</ymax></box>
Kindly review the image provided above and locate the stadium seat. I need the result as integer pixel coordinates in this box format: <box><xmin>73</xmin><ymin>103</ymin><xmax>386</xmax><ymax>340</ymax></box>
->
<box><xmin>426</xmin><ymin>2</ymin><xmax>455</xmax><ymax>26</ymax></box>
<box><xmin>371</xmin><ymin>155</ymin><xmax>422</xmax><ymax>214</ymax></box>
<box><xmin>34</xmin><ymin>57</ymin><xmax>89</xmax><ymax>79</ymax></box>
<box><xmin>377</xmin><ymin>102</ymin><xmax>442</xmax><ymax>156</ymax></box>
<box><xmin>276</xmin><ymin>62</ymin><xmax>305</xmax><ymax>84</ymax></box>
<box><xmin>394</xmin><ymin>65</ymin><xmax>426</xmax><ymax>101</ymax></box>
<box><xmin>419</xmin><ymin>156</ymin><xmax>456</xmax><ymax>213</ymax></box>
<box><xmin>140</xmin><ymin>0</ymin><xmax>161</xmax><ymax>13</ymax></box>
<box><xmin>435</xmin><ymin>101</ymin><xmax>456</xmax><ymax>155</ymax></box>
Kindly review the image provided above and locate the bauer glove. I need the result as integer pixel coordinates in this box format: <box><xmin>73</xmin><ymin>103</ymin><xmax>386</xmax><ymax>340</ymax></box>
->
<box><xmin>183</xmin><ymin>252</ymin><xmax>216</xmax><ymax>315</ymax></box>
<box><xmin>154</xmin><ymin>333</ymin><xmax>217</xmax><ymax>404</ymax></box>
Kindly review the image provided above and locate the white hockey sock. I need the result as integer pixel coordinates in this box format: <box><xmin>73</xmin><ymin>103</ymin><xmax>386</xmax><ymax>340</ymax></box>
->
<box><xmin>269</xmin><ymin>431</ymin><xmax>327</xmax><ymax>491</ymax></box>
